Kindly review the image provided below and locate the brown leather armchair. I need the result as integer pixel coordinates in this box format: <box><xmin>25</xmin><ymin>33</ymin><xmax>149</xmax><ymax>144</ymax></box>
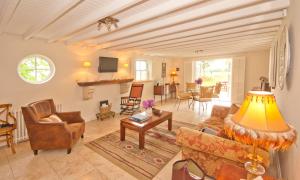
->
<box><xmin>21</xmin><ymin>99</ymin><xmax>85</xmax><ymax>155</ymax></box>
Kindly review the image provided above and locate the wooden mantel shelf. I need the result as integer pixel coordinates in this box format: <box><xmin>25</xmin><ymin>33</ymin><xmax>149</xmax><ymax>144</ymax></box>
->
<box><xmin>77</xmin><ymin>78</ymin><xmax>134</xmax><ymax>87</ymax></box>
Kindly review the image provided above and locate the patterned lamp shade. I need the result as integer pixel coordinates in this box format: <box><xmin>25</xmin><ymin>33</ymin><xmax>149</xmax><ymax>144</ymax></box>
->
<box><xmin>225</xmin><ymin>91</ymin><xmax>297</xmax><ymax>151</ymax></box>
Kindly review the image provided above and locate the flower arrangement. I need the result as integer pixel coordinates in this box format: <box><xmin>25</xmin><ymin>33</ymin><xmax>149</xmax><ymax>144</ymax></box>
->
<box><xmin>142</xmin><ymin>99</ymin><xmax>155</xmax><ymax>109</ymax></box>
<box><xmin>195</xmin><ymin>78</ymin><xmax>203</xmax><ymax>85</ymax></box>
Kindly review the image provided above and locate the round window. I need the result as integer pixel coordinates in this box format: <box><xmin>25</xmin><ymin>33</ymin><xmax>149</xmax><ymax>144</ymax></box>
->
<box><xmin>18</xmin><ymin>55</ymin><xmax>55</xmax><ymax>84</ymax></box>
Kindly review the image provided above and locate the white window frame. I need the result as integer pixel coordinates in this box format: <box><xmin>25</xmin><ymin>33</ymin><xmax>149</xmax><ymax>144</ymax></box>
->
<box><xmin>134</xmin><ymin>60</ymin><xmax>152</xmax><ymax>81</ymax></box>
<box><xmin>17</xmin><ymin>54</ymin><xmax>55</xmax><ymax>84</ymax></box>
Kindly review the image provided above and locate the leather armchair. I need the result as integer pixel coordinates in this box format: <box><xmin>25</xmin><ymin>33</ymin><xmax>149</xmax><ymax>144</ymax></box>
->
<box><xmin>21</xmin><ymin>99</ymin><xmax>85</xmax><ymax>155</ymax></box>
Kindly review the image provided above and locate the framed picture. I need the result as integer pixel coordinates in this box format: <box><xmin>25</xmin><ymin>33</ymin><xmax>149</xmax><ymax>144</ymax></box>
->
<box><xmin>162</xmin><ymin>63</ymin><xmax>166</xmax><ymax>78</ymax></box>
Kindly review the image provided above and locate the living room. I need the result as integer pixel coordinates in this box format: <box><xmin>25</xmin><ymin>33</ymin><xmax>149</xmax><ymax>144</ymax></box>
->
<box><xmin>0</xmin><ymin>0</ymin><xmax>299</xmax><ymax>180</ymax></box>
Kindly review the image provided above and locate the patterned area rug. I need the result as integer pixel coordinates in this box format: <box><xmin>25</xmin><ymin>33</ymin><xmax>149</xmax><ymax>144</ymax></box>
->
<box><xmin>85</xmin><ymin>120</ymin><xmax>197</xmax><ymax>180</ymax></box>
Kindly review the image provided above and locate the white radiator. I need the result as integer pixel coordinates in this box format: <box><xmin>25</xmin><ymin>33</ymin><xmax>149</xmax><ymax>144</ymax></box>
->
<box><xmin>12</xmin><ymin>104</ymin><xmax>62</xmax><ymax>143</ymax></box>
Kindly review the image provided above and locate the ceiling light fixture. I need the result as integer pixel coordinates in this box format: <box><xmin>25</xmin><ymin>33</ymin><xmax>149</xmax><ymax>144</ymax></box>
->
<box><xmin>97</xmin><ymin>16</ymin><xmax>119</xmax><ymax>31</ymax></box>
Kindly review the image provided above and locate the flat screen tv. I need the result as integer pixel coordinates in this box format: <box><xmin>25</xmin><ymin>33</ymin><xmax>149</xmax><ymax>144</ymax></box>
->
<box><xmin>98</xmin><ymin>57</ymin><xmax>118</xmax><ymax>72</ymax></box>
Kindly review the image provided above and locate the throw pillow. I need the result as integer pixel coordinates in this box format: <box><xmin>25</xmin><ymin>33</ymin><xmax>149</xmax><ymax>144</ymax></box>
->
<box><xmin>40</xmin><ymin>114</ymin><xmax>62</xmax><ymax>123</ymax></box>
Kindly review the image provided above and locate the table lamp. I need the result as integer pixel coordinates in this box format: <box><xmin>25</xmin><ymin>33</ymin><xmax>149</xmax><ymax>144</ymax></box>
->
<box><xmin>170</xmin><ymin>71</ymin><xmax>177</xmax><ymax>83</ymax></box>
<box><xmin>224</xmin><ymin>91</ymin><xmax>297</xmax><ymax>177</ymax></box>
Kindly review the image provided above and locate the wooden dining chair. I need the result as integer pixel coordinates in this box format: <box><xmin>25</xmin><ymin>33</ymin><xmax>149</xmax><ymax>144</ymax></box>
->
<box><xmin>213</xmin><ymin>82</ymin><xmax>222</xmax><ymax>98</ymax></box>
<box><xmin>0</xmin><ymin>104</ymin><xmax>17</xmax><ymax>153</ymax></box>
<box><xmin>192</xmin><ymin>86</ymin><xmax>214</xmax><ymax>112</ymax></box>
<box><xmin>186</xmin><ymin>83</ymin><xmax>197</xmax><ymax>92</ymax></box>
<box><xmin>175</xmin><ymin>85</ymin><xmax>193</xmax><ymax>110</ymax></box>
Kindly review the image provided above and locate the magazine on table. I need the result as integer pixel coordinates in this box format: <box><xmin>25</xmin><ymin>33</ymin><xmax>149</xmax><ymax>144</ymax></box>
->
<box><xmin>130</xmin><ymin>112</ymin><xmax>149</xmax><ymax>122</ymax></box>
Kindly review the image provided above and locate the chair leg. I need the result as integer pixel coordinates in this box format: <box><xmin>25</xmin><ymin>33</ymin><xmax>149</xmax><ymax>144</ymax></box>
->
<box><xmin>33</xmin><ymin>150</ymin><xmax>38</xmax><ymax>155</ymax></box>
<box><xmin>9</xmin><ymin>133</ymin><xmax>15</xmax><ymax>154</ymax></box>
<box><xmin>6</xmin><ymin>134</ymin><xmax>10</xmax><ymax>147</ymax></box>
<box><xmin>177</xmin><ymin>100</ymin><xmax>181</xmax><ymax>110</ymax></box>
<box><xmin>67</xmin><ymin>148</ymin><xmax>72</xmax><ymax>154</ymax></box>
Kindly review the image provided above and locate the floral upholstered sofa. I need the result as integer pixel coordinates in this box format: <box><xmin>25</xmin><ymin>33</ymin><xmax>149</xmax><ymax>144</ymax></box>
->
<box><xmin>176</xmin><ymin>105</ymin><xmax>270</xmax><ymax>177</ymax></box>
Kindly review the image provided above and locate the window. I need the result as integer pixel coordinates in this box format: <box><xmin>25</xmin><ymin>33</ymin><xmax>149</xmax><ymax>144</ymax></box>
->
<box><xmin>18</xmin><ymin>54</ymin><xmax>55</xmax><ymax>84</ymax></box>
<box><xmin>135</xmin><ymin>60</ymin><xmax>150</xmax><ymax>81</ymax></box>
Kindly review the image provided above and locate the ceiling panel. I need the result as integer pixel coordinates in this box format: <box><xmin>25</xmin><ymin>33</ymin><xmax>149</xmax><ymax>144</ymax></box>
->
<box><xmin>0</xmin><ymin>0</ymin><xmax>290</xmax><ymax>57</ymax></box>
<box><xmin>4</xmin><ymin>0</ymin><xmax>74</xmax><ymax>35</ymax></box>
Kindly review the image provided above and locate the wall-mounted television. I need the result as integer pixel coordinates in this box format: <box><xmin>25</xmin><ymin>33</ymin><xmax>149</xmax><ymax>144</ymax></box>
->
<box><xmin>98</xmin><ymin>57</ymin><xmax>118</xmax><ymax>73</ymax></box>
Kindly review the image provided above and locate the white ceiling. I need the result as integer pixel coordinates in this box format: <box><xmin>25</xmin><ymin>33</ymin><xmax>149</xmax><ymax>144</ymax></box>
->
<box><xmin>0</xmin><ymin>0</ymin><xmax>289</xmax><ymax>57</ymax></box>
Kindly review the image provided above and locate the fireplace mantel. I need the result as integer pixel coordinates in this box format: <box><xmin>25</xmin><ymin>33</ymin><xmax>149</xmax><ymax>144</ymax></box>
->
<box><xmin>77</xmin><ymin>78</ymin><xmax>134</xmax><ymax>87</ymax></box>
<box><xmin>77</xmin><ymin>78</ymin><xmax>134</xmax><ymax>100</ymax></box>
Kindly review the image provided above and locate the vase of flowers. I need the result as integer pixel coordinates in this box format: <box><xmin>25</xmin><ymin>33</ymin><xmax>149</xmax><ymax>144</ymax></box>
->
<box><xmin>142</xmin><ymin>99</ymin><xmax>155</xmax><ymax>116</ymax></box>
<box><xmin>195</xmin><ymin>78</ymin><xmax>203</xmax><ymax>89</ymax></box>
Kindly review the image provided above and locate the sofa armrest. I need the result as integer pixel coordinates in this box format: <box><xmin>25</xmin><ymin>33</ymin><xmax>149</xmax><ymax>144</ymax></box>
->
<box><xmin>176</xmin><ymin>127</ymin><xmax>270</xmax><ymax>167</ymax></box>
<box><xmin>211</xmin><ymin>105</ymin><xmax>230</xmax><ymax>119</ymax></box>
<box><xmin>28</xmin><ymin>122</ymin><xmax>72</xmax><ymax>148</ymax></box>
<box><xmin>56</xmin><ymin>111</ymin><xmax>85</xmax><ymax>124</ymax></box>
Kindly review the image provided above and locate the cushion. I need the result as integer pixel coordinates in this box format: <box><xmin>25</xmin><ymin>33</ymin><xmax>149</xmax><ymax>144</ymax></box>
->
<box><xmin>40</xmin><ymin>114</ymin><xmax>62</xmax><ymax>123</ymax></box>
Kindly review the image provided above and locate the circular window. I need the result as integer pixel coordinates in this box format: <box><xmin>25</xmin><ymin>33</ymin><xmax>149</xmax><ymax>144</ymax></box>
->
<box><xmin>18</xmin><ymin>55</ymin><xmax>55</xmax><ymax>84</ymax></box>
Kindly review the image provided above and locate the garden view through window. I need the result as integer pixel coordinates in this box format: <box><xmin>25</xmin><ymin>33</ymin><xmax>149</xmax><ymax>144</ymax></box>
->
<box><xmin>194</xmin><ymin>58</ymin><xmax>232</xmax><ymax>102</ymax></box>
<box><xmin>18</xmin><ymin>55</ymin><xmax>55</xmax><ymax>84</ymax></box>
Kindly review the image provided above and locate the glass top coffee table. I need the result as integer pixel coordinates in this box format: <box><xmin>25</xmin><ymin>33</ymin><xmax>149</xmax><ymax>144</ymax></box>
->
<box><xmin>120</xmin><ymin>111</ymin><xmax>172</xmax><ymax>149</ymax></box>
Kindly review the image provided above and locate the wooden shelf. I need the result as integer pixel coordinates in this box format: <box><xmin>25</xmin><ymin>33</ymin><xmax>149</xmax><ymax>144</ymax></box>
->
<box><xmin>77</xmin><ymin>78</ymin><xmax>134</xmax><ymax>87</ymax></box>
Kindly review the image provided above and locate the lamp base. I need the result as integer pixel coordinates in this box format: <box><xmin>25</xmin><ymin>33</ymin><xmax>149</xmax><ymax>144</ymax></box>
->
<box><xmin>244</xmin><ymin>161</ymin><xmax>265</xmax><ymax>176</ymax></box>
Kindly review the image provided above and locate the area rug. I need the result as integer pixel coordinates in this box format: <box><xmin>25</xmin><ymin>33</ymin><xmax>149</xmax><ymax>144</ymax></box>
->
<box><xmin>85</xmin><ymin>120</ymin><xmax>197</xmax><ymax>180</ymax></box>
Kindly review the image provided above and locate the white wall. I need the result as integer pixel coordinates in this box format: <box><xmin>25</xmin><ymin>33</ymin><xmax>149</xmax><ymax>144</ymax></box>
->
<box><xmin>274</xmin><ymin>0</ymin><xmax>300</xmax><ymax>179</ymax></box>
<box><xmin>0</xmin><ymin>34</ymin><xmax>183</xmax><ymax>121</ymax></box>
<box><xmin>244</xmin><ymin>50</ymin><xmax>270</xmax><ymax>92</ymax></box>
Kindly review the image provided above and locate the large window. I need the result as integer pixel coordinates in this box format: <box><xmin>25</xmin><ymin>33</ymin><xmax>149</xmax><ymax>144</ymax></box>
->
<box><xmin>18</xmin><ymin>54</ymin><xmax>55</xmax><ymax>84</ymax></box>
<box><xmin>135</xmin><ymin>60</ymin><xmax>150</xmax><ymax>81</ymax></box>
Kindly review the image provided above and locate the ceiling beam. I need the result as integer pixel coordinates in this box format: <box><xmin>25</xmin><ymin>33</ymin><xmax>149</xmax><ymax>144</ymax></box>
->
<box><xmin>0</xmin><ymin>0</ymin><xmax>21</xmax><ymax>34</ymax></box>
<box><xmin>95</xmin><ymin>11</ymin><xmax>284</xmax><ymax>50</ymax></box>
<box><xmin>63</xmin><ymin>0</ymin><xmax>204</xmax><ymax>43</ymax></box>
<box><xmin>129</xmin><ymin>33</ymin><xmax>275</xmax><ymax>51</ymax></box>
<box><xmin>138</xmin><ymin>38</ymin><xmax>273</xmax><ymax>52</ymax></box>
<box><xmin>87</xmin><ymin>0</ymin><xmax>289</xmax><ymax>46</ymax></box>
<box><xmin>109</xmin><ymin>21</ymin><xmax>280</xmax><ymax>50</ymax></box>
<box><xmin>47</xmin><ymin>0</ymin><xmax>145</xmax><ymax>43</ymax></box>
<box><xmin>23</xmin><ymin>0</ymin><xmax>85</xmax><ymax>40</ymax></box>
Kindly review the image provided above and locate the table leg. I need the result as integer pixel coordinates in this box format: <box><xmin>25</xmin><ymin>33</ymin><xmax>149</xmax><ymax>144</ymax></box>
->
<box><xmin>168</xmin><ymin>117</ymin><xmax>172</xmax><ymax>131</ymax></box>
<box><xmin>120</xmin><ymin>124</ymin><xmax>125</xmax><ymax>141</ymax></box>
<box><xmin>139</xmin><ymin>131</ymin><xmax>145</xmax><ymax>149</ymax></box>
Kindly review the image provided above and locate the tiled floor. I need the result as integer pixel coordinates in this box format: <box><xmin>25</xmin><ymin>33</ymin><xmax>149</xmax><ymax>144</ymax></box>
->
<box><xmin>0</xmin><ymin>99</ymin><xmax>229</xmax><ymax>180</ymax></box>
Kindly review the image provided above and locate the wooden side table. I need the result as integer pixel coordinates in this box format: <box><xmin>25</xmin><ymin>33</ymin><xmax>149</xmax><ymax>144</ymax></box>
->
<box><xmin>154</xmin><ymin>85</ymin><xmax>165</xmax><ymax>104</ymax></box>
<box><xmin>216</xmin><ymin>164</ymin><xmax>276</xmax><ymax>180</ymax></box>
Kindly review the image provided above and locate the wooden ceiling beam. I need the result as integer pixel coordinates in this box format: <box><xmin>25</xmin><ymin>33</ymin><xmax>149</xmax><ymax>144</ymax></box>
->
<box><xmin>0</xmin><ymin>0</ymin><xmax>21</xmax><ymax>34</ymax></box>
<box><xmin>88</xmin><ymin>0</ymin><xmax>289</xmax><ymax>46</ymax></box>
<box><xmin>124</xmin><ymin>34</ymin><xmax>275</xmax><ymax>51</ymax></box>
<box><xmin>110</xmin><ymin>22</ymin><xmax>280</xmax><ymax>50</ymax></box>
<box><xmin>63</xmin><ymin>0</ymin><xmax>204</xmax><ymax>43</ymax></box>
<box><xmin>47</xmin><ymin>0</ymin><xmax>144</xmax><ymax>43</ymax></box>
<box><xmin>96</xmin><ymin>11</ymin><xmax>284</xmax><ymax>49</ymax></box>
<box><xmin>23</xmin><ymin>0</ymin><xmax>85</xmax><ymax>40</ymax></box>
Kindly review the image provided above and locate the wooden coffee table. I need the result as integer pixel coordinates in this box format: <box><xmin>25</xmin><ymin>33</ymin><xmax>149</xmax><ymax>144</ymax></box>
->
<box><xmin>120</xmin><ymin>111</ymin><xmax>172</xmax><ymax>149</ymax></box>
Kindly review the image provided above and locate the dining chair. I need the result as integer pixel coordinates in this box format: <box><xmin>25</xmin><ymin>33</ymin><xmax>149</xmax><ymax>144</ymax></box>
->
<box><xmin>192</xmin><ymin>86</ymin><xmax>214</xmax><ymax>112</ymax></box>
<box><xmin>213</xmin><ymin>82</ymin><xmax>222</xmax><ymax>98</ymax></box>
<box><xmin>0</xmin><ymin>104</ymin><xmax>17</xmax><ymax>154</ymax></box>
<box><xmin>186</xmin><ymin>83</ymin><xmax>197</xmax><ymax>92</ymax></box>
<box><xmin>175</xmin><ymin>85</ymin><xmax>193</xmax><ymax>110</ymax></box>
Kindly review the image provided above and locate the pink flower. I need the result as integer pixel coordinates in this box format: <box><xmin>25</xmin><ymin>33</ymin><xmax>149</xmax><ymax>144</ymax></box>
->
<box><xmin>195</xmin><ymin>78</ymin><xmax>203</xmax><ymax>85</ymax></box>
<box><xmin>142</xmin><ymin>99</ymin><xmax>155</xmax><ymax>109</ymax></box>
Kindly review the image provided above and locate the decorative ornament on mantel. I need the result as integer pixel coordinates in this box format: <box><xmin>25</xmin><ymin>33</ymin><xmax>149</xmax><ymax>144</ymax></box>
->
<box><xmin>97</xmin><ymin>16</ymin><xmax>119</xmax><ymax>31</ymax></box>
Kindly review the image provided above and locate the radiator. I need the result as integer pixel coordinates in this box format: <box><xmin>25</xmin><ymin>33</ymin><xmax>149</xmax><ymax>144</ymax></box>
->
<box><xmin>12</xmin><ymin>104</ymin><xmax>62</xmax><ymax>143</ymax></box>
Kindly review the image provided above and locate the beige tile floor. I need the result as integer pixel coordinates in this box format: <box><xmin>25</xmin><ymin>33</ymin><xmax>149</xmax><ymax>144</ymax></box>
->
<box><xmin>0</xmin><ymin>100</ymin><xmax>228</xmax><ymax>180</ymax></box>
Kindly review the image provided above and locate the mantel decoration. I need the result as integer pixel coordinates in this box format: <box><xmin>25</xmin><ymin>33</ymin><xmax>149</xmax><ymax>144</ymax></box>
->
<box><xmin>224</xmin><ymin>91</ymin><xmax>297</xmax><ymax>177</ymax></box>
<box><xmin>269</xmin><ymin>25</ymin><xmax>290</xmax><ymax>90</ymax></box>
<box><xmin>97</xmin><ymin>16</ymin><xmax>119</xmax><ymax>31</ymax></box>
